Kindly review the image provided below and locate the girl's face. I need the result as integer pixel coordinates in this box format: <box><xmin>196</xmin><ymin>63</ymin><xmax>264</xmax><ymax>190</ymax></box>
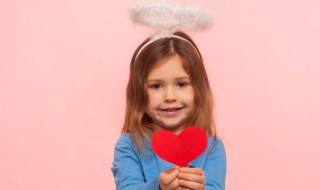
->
<box><xmin>145</xmin><ymin>54</ymin><xmax>194</xmax><ymax>134</ymax></box>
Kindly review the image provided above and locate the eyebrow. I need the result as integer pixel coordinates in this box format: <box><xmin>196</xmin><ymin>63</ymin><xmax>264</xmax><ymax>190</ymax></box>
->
<box><xmin>147</xmin><ymin>77</ymin><xmax>191</xmax><ymax>82</ymax></box>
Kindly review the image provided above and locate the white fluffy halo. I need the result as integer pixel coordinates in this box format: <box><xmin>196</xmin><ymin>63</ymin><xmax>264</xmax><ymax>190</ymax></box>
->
<box><xmin>130</xmin><ymin>0</ymin><xmax>212</xmax><ymax>32</ymax></box>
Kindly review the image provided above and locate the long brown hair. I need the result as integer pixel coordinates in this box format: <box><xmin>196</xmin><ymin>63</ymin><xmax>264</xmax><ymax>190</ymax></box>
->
<box><xmin>122</xmin><ymin>31</ymin><xmax>216</xmax><ymax>151</ymax></box>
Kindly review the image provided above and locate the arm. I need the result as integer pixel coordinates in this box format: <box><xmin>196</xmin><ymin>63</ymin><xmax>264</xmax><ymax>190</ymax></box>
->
<box><xmin>111</xmin><ymin>135</ymin><xmax>160</xmax><ymax>190</ymax></box>
<box><xmin>203</xmin><ymin>139</ymin><xmax>227</xmax><ymax>190</ymax></box>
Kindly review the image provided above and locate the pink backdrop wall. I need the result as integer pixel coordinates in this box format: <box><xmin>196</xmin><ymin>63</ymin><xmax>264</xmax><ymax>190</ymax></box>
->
<box><xmin>1</xmin><ymin>0</ymin><xmax>319</xmax><ymax>189</ymax></box>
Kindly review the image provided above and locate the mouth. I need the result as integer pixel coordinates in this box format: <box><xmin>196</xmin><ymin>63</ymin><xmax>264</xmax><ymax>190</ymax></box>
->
<box><xmin>159</xmin><ymin>107</ymin><xmax>183</xmax><ymax>112</ymax></box>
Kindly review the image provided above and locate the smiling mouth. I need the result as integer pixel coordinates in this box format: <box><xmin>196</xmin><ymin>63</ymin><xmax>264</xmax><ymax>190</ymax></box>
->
<box><xmin>160</xmin><ymin>108</ymin><xmax>182</xmax><ymax>112</ymax></box>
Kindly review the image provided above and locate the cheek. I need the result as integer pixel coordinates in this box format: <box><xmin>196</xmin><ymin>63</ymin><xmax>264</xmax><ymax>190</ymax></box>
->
<box><xmin>145</xmin><ymin>96</ymin><xmax>157</xmax><ymax>112</ymax></box>
<box><xmin>147</xmin><ymin>91</ymin><xmax>162</xmax><ymax>102</ymax></box>
<box><xmin>187</xmin><ymin>89</ymin><xmax>195</xmax><ymax>103</ymax></box>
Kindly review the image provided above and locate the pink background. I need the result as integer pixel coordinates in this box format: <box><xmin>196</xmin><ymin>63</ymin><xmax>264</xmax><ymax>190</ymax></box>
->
<box><xmin>1</xmin><ymin>0</ymin><xmax>320</xmax><ymax>189</ymax></box>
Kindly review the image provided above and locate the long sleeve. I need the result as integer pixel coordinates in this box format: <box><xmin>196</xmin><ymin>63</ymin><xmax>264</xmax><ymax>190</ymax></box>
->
<box><xmin>203</xmin><ymin>139</ymin><xmax>227</xmax><ymax>190</ymax></box>
<box><xmin>112</xmin><ymin>135</ymin><xmax>226</xmax><ymax>190</ymax></box>
<box><xmin>111</xmin><ymin>134</ymin><xmax>160</xmax><ymax>190</ymax></box>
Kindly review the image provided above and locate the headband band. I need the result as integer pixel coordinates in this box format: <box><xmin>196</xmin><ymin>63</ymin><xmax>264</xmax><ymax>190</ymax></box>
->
<box><xmin>134</xmin><ymin>33</ymin><xmax>200</xmax><ymax>61</ymax></box>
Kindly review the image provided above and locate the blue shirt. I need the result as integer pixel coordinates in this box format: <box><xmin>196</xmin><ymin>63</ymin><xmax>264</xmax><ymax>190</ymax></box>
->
<box><xmin>111</xmin><ymin>133</ymin><xmax>226</xmax><ymax>190</ymax></box>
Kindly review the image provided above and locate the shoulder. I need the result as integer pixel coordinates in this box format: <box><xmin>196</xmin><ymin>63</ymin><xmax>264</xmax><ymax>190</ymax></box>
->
<box><xmin>116</xmin><ymin>133</ymin><xmax>132</xmax><ymax>144</ymax></box>
<box><xmin>113</xmin><ymin>133</ymin><xmax>142</xmax><ymax>162</ymax></box>
<box><xmin>207</xmin><ymin>136</ymin><xmax>226</xmax><ymax>156</ymax></box>
<box><xmin>114</xmin><ymin>133</ymin><xmax>136</xmax><ymax>150</ymax></box>
<box><xmin>207</xmin><ymin>136</ymin><xmax>224</xmax><ymax>145</ymax></box>
<box><xmin>207</xmin><ymin>136</ymin><xmax>224</xmax><ymax>146</ymax></box>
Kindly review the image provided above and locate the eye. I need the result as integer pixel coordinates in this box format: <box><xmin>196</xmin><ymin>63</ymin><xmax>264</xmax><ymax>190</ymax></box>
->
<box><xmin>176</xmin><ymin>81</ymin><xmax>189</xmax><ymax>88</ymax></box>
<box><xmin>149</xmin><ymin>83</ymin><xmax>162</xmax><ymax>89</ymax></box>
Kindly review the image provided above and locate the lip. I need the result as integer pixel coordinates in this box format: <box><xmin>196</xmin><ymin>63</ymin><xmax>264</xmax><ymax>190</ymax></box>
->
<box><xmin>159</xmin><ymin>107</ymin><xmax>183</xmax><ymax>116</ymax></box>
<box><xmin>159</xmin><ymin>107</ymin><xmax>182</xmax><ymax>112</ymax></box>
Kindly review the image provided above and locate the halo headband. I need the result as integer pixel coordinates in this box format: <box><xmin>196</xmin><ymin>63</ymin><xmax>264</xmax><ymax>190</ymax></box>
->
<box><xmin>130</xmin><ymin>0</ymin><xmax>212</xmax><ymax>61</ymax></box>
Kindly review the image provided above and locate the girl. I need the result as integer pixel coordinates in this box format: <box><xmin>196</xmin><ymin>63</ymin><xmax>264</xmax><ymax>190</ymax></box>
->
<box><xmin>112</xmin><ymin>31</ymin><xmax>226</xmax><ymax>190</ymax></box>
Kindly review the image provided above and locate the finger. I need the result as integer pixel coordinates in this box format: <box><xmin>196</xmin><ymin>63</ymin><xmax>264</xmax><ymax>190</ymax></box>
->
<box><xmin>172</xmin><ymin>186</ymin><xmax>183</xmax><ymax>190</ymax></box>
<box><xmin>167</xmin><ymin>178</ymin><xmax>180</xmax><ymax>189</ymax></box>
<box><xmin>163</xmin><ymin>168</ymin><xmax>175</xmax><ymax>174</ymax></box>
<box><xmin>180</xmin><ymin>167</ymin><xmax>204</xmax><ymax>175</ymax></box>
<box><xmin>178</xmin><ymin>172</ymin><xmax>204</xmax><ymax>184</ymax></box>
<box><xmin>179</xmin><ymin>179</ymin><xmax>204</xmax><ymax>190</ymax></box>
<box><xmin>162</xmin><ymin>169</ymin><xmax>179</xmax><ymax>185</ymax></box>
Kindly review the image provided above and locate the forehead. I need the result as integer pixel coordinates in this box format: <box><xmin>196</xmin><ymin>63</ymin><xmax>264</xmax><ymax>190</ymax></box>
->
<box><xmin>147</xmin><ymin>55</ymin><xmax>190</xmax><ymax>80</ymax></box>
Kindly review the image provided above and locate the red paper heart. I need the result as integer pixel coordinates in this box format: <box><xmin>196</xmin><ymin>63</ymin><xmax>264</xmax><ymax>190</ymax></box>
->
<box><xmin>151</xmin><ymin>126</ymin><xmax>207</xmax><ymax>167</ymax></box>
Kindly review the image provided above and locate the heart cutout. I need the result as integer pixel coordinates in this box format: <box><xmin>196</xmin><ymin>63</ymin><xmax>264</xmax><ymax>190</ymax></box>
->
<box><xmin>151</xmin><ymin>126</ymin><xmax>207</xmax><ymax>167</ymax></box>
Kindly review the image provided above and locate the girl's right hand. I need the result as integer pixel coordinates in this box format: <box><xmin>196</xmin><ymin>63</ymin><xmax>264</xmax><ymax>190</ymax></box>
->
<box><xmin>158</xmin><ymin>167</ymin><xmax>181</xmax><ymax>190</ymax></box>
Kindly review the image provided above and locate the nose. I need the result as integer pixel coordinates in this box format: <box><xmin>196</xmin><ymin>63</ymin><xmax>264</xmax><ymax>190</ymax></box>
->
<box><xmin>164</xmin><ymin>87</ymin><xmax>176</xmax><ymax>102</ymax></box>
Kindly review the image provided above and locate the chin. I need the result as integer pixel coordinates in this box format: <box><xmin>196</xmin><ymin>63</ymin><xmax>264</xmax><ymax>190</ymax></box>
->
<box><xmin>159</xmin><ymin>122</ymin><xmax>185</xmax><ymax>132</ymax></box>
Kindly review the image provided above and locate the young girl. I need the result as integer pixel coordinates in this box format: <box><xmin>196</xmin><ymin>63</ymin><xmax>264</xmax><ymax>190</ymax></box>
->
<box><xmin>111</xmin><ymin>31</ymin><xmax>226</xmax><ymax>190</ymax></box>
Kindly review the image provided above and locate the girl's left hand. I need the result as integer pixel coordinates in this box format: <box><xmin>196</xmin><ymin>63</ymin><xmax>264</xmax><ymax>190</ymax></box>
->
<box><xmin>178</xmin><ymin>167</ymin><xmax>205</xmax><ymax>190</ymax></box>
